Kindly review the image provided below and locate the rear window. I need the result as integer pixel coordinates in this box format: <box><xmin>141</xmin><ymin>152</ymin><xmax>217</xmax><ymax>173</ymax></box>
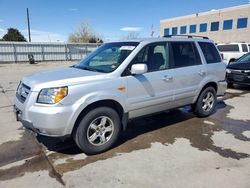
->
<box><xmin>198</xmin><ymin>42</ymin><xmax>221</xmax><ymax>64</ymax></box>
<box><xmin>217</xmin><ymin>44</ymin><xmax>239</xmax><ymax>52</ymax></box>
<box><xmin>242</xmin><ymin>44</ymin><xmax>248</xmax><ymax>52</ymax></box>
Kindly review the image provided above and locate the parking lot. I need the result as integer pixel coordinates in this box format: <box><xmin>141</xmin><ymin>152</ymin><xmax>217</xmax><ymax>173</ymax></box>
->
<box><xmin>0</xmin><ymin>62</ymin><xmax>250</xmax><ymax>188</ymax></box>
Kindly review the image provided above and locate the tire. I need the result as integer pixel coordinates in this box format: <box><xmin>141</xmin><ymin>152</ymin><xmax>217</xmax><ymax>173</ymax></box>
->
<box><xmin>74</xmin><ymin>107</ymin><xmax>121</xmax><ymax>155</ymax></box>
<box><xmin>193</xmin><ymin>87</ymin><xmax>217</xmax><ymax>117</ymax></box>
<box><xmin>227</xmin><ymin>83</ymin><xmax>234</xmax><ymax>88</ymax></box>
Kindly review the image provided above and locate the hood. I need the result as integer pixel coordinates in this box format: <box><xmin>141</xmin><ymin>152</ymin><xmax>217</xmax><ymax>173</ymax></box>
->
<box><xmin>227</xmin><ymin>61</ymin><xmax>250</xmax><ymax>70</ymax></box>
<box><xmin>22</xmin><ymin>67</ymin><xmax>106</xmax><ymax>91</ymax></box>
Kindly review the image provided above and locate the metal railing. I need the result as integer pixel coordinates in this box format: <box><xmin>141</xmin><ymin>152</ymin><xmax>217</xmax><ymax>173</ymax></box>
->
<box><xmin>0</xmin><ymin>42</ymin><xmax>99</xmax><ymax>63</ymax></box>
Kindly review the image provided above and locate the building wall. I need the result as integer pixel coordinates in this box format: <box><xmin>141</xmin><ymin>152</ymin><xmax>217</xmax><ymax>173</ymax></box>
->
<box><xmin>160</xmin><ymin>4</ymin><xmax>250</xmax><ymax>43</ymax></box>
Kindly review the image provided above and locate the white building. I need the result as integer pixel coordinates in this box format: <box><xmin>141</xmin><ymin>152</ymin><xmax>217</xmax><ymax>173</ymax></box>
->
<box><xmin>160</xmin><ymin>4</ymin><xmax>250</xmax><ymax>43</ymax></box>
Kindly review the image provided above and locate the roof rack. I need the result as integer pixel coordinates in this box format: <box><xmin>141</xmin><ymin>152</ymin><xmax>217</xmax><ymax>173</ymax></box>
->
<box><xmin>163</xmin><ymin>35</ymin><xmax>209</xmax><ymax>39</ymax></box>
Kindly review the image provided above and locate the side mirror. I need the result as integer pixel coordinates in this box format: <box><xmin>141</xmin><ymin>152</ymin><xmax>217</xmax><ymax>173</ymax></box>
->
<box><xmin>131</xmin><ymin>64</ymin><xmax>148</xmax><ymax>75</ymax></box>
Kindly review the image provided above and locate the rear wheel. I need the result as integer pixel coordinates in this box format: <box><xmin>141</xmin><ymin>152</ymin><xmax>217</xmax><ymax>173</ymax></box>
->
<box><xmin>74</xmin><ymin>107</ymin><xmax>121</xmax><ymax>155</ymax></box>
<box><xmin>193</xmin><ymin>87</ymin><xmax>217</xmax><ymax>117</ymax></box>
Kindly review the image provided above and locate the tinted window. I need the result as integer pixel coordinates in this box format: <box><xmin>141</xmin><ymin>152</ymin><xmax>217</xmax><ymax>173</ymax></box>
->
<box><xmin>199</xmin><ymin>42</ymin><xmax>221</xmax><ymax>64</ymax></box>
<box><xmin>199</xmin><ymin>23</ymin><xmax>207</xmax><ymax>32</ymax></box>
<box><xmin>172</xmin><ymin>27</ymin><xmax>178</xmax><ymax>35</ymax></box>
<box><xmin>170</xmin><ymin>42</ymin><xmax>201</xmax><ymax>68</ymax></box>
<box><xmin>180</xmin><ymin>26</ymin><xmax>187</xmax><ymax>34</ymax></box>
<box><xmin>242</xmin><ymin>44</ymin><xmax>248</xmax><ymax>52</ymax></box>
<box><xmin>237</xmin><ymin>18</ymin><xmax>248</xmax><ymax>29</ymax></box>
<box><xmin>190</xmin><ymin>25</ymin><xmax>196</xmax><ymax>33</ymax></box>
<box><xmin>164</xmin><ymin>28</ymin><xmax>170</xmax><ymax>36</ymax></box>
<box><xmin>217</xmin><ymin>45</ymin><xmax>239</xmax><ymax>52</ymax></box>
<box><xmin>211</xmin><ymin>21</ymin><xmax>219</xmax><ymax>31</ymax></box>
<box><xmin>223</xmin><ymin>19</ymin><xmax>233</xmax><ymax>30</ymax></box>
<box><xmin>129</xmin><ymin>43</ymin><xmax>170</xmax><ymax>73</ymax></box>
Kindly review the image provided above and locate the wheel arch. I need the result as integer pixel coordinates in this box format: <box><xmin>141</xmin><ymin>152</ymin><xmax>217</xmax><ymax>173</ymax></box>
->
<box><xmin>193</xmin><ymin>82</ymin><xmax>218</xmax><ymax>104</ymax></box>
<box><xmin>71</xmin><ymin>99</ymin><xmax>127</xmax><ymax>138</ymax></box>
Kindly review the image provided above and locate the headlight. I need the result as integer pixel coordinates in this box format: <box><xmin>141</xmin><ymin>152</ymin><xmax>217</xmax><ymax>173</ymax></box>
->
<box><xmin>37</xmin><ymin>87</ymin><xmax>68</xmax><ymax>104</ymax></box>
<box><xmin>226</xmin><ymin>69</ymin><xmax>231</xmax><ymax>74</ymax></box>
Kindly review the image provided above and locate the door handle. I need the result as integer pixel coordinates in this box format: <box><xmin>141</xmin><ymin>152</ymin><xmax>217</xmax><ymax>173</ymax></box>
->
<box><xmin>162</xmin><ymin>75</ymin><xmax>173</xmax><ymax>81</ymax></box>
<box><xmin>198</xmin><ymin>70</ymin><xmax>206</xmax><ymax>76</ymax></box>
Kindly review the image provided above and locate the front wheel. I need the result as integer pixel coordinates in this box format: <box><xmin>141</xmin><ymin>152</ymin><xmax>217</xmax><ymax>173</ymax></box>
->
<box><xmin>74</xmin><ymin>107</ymin><xmax>121</xmax><ymax>155</ymax></box>
<box><xmin>193</xmin><ymin>87</ymin><xmax>217</xmax><ymax>117</ymax></box>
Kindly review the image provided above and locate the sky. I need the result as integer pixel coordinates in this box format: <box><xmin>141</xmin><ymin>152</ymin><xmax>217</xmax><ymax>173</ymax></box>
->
<box><xmin>0</xmin><ymin>0</ymin><xmax>248</xmax><ymax>42</ymax></box>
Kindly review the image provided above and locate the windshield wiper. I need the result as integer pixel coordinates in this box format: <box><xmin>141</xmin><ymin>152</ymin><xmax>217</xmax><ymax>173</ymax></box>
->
<box><xmin>73</xmin><ymin>65</ymin><xmax>107</xmax><ymax>73</ymax></box>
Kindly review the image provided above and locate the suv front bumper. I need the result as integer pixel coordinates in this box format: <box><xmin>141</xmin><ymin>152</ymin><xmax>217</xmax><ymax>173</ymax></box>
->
<box><xmin>14</xmin><ymin>91</ymin><xmax>76</xmax><ymax>137</ymax></box>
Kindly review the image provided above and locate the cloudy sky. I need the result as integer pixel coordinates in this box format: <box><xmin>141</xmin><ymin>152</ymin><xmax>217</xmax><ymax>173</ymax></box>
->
<box><xmin>0</xmin><ymin>0</ymin><xmax>248</xmax><ymax>42</ymax></box>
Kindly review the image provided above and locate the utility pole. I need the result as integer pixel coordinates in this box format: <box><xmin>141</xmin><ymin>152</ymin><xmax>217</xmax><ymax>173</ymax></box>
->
<box><xmin>27</xmin><ymin>8</ymin><xmax>31</xmax><ymax>42</ymax></box>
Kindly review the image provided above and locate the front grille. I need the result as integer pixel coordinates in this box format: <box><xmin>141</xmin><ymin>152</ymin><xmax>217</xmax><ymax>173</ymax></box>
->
<box><xmin>231</xmin><ymin>69</ymin><xmax>249</xmax><ymax>75</ymax></box>
<box><xmin>16</xmin><ymin>83</ymin><xmax>31</xmax><ymax>103</ymax></box>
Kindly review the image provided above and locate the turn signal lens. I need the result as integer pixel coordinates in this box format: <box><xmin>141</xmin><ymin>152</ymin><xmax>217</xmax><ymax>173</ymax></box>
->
<box><xmin>54</xmin><ymin>87</ymin><xmax>68</xmax><ymax>103</ymax></box>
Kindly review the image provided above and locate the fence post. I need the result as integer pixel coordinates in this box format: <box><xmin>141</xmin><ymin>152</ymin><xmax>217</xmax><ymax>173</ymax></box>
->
<box><xmin>13</xmin><ymin>43</ymin><xmax>17</xmax><ymax>63</ymax></box>
<box><xmin>41</xmin><ymin>44</ymin><xmax>45</xmax><ymax>61</ymax></box>
<box><xmin>65</xmin><ymin>44</ymin><xmax>68</xmax><ymax>61</ymax></box>
<box><xmin>85</xmin><ymin>44</ymin><xmax>88</xmax><ymax>56</ymax></box>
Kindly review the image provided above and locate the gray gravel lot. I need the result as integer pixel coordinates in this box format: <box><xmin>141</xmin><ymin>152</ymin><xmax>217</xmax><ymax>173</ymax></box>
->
<box><xmin>0</xmin><ymin>62</ymin><xmax>250</xmax><ymax>188</ymax></box>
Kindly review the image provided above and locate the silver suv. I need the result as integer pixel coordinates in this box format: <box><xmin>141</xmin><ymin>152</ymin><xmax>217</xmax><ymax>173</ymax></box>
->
<box><xmin>15</xmin><ymin>36</ymin><xmax>227</xmax><ymax>154</ymax></box>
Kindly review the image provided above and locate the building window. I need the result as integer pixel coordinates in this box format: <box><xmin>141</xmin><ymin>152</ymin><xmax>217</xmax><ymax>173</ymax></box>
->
<box><xmin>223</xmin><ymin>19</ymin><xmax>233</xmax><ymax>30</ymax></box>
<box><xmin>199</xmin><ymin>23</ymin><xmax>207</xmax><ymax>32</ymax></box>
<box><xmin>190</xmin><ymin>25</ymin><xmax>196</xmax><ymax>33</ymax></box>
<box><xmin>164</xmin><ymin>28</ymin><xmax>170</xmax><ymax>36</ymax></box>
<box><xmin>172</xmin><ymin>27</ymin><xmax>178</xmax><ymax>35</ymax></box>
<box><xmin>180</xmin><ymin>26</ymin><xmax>187</xmax><ymax>34</ymax></box>
<box><xmin>211</xmin><ymin>21</ymin><xmax>219</xmax><ymax>31</ymax></box>
<box><xmin>237</xmin><ymin>18</ymin><xmax>248</xmax><ymax>29</ymax></box>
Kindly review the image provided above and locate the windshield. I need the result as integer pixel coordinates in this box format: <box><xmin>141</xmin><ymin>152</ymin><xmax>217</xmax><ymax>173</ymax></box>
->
<box><xmin>237</xmin><ymin>52</ymin><xmax>250</xmax><ymax>63</ymax></box>
<box><xmin>73</xmin><ymin>42</ymin><xmax>139</xmax><ymax>73</ymax></box>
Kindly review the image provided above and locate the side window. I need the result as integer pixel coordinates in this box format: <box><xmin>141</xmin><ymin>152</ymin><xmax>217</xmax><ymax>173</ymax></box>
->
<box><xmin>198</xmin><ymin>42</ymin><xmax>221</xmax><ymax>64</ymax></box>
<box><xmin>170</xmin><ymin>42</ymin><xmax>202</xmax><ymax>68</ymax></box>
<box><xmin>217</xmin><ymin>45</ymin><xmax>239</xmax><ymax>52</ymax></box>
<box><xmin>242</xmin><ymin>44</ymin><xmax>248</xmax><ymax>52</ymax></box>
<box><xmin>130</xmin><ymin>43</ymin><xmax>170</xmax><ymax>73</ymax></box>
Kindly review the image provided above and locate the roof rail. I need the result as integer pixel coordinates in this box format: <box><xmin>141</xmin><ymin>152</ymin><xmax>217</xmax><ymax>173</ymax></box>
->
<box><xmin>163</xmin><ymin>35</ymin><xmax>209</xmax><ymax>39</ymax></box>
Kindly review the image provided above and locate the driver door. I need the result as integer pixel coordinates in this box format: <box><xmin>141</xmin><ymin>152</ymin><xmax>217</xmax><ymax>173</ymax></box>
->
<box><xmin>124</xmin><ymin>42</ymin><xmax>175</xmax><ymax>119</ymax></box>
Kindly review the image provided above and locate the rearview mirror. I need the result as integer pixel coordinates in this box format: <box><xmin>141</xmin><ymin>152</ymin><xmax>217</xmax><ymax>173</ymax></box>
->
<box><xmin>131</xmin><ymin>64</ymin><xmax>148</xmax><ymax>75</ymax></box>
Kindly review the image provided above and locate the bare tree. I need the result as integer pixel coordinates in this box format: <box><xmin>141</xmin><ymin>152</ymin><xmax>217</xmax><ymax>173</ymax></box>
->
<box><xmin>122</xmin><ymin>32</ymin><xmax>140</xmax><ymax>40</ymax></box>
<box><xmin>68</xmin><ymin>21</ymin><xmax>103</xmax><ymax>43</ymax></box>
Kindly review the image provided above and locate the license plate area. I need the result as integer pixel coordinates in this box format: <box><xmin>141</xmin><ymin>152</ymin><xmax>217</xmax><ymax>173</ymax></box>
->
<box><xmin>233</xmin><ymin>74</ymin><xmax>244</xmax><ymax>81</ymax></box>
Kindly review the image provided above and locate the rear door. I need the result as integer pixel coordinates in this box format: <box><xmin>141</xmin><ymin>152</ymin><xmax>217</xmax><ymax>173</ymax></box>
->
<box><xmin>198</xmin><ymin>42</ymin><xmax>226</xmax><ymax>83</ymax></box>
<box><xmin>168</xmin><ymin>41</ymin><xmax>205</xmax><ymax>106</ymax></box>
